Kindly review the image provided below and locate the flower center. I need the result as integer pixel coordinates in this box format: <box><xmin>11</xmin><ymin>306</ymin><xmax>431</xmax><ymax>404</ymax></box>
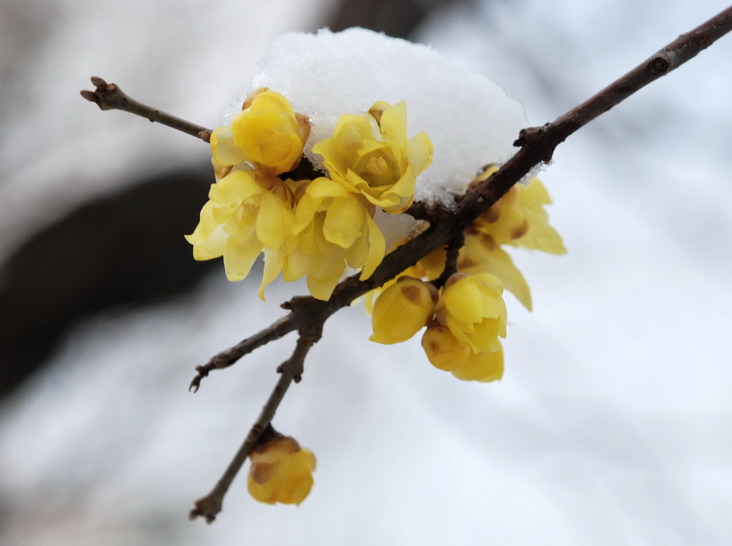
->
<box><xmin>356</xmin><ymin>149</ymin><xmax>399</xmax><ymax>187</ymax></box>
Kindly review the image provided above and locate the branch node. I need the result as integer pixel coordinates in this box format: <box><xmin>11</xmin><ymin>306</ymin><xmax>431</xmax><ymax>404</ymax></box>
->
<box><xmin>648</xmin><ymin>56</ymin><xmax>671</xmax><ymax>74</ymax></box>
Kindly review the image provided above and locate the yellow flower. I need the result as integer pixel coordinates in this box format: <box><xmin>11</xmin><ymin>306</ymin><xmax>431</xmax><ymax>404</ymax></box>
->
<box><xmin>211</xmin><ymin>88</ymin><xmax>310</xmax><ymax>176</ymax></box>
<box><xmin>248</xmin><ymin>435</ymin><xmax>317</xmax><ymax>505</ymax></box>
<box><xmin>312</xmin><ymin>101</ymin><xmax>433</xmax><ymax>213</ymax></box>
<box><xmin>473</xmin><ymin>170</ymin><xmax>566</xmax><ymax>255</ymax></box>
<box><xmin>436</xmin><ymin>273</ymin><xmax>507</xmax><ymax>354</ymax></box>
<box><xmin>292</xmin><ymin>177</ymin><xmax>386</xmax><ymax>300</ymax></box>
<box><xmin>370</xmin><ymin>277</ymin><xmax>438</xmax><ymax>344</ymax></box>
<box><xmin>184</xmin><ymin>169</ymin><xmax>296</xmax><ymax>298</ymax></box>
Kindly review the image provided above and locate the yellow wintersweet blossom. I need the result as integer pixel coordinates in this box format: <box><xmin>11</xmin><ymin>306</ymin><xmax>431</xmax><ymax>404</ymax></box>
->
<box><xmin>211</xmin><ymin>88</ymin><xmax>310</xmax><ymax>176</ymax></box>
<box><xmin>473</xmin><ymin>167</ymin><xmax>566</xmax><ymax>254</ymax></box>
<box><xmin>248</xmin><ymin>435</ymin><xmax>317</xmax><ymax>505</ymax></box>
<box><xmin>436</xmin><ymin>273</ymin><xmax>507</xmax><ymax>354</ymax></box>
<box><xmin>184</xmin><ymin>169</ymin><xmax>297</xmax><ymax>298</ymax></box>
<box><xmin>313</xmin><ymin>101</ymin><xmax>433</xmax><ymax>213</ymax></box>
<box><xmin>292</xmin><ymin>177</ymin><xmax>386</xmax><ymax>300</ymax></box>
<box><xmin>370</xmin><ymin>277</ymin><xmax>438</xmax><ymax>344</ymax></box>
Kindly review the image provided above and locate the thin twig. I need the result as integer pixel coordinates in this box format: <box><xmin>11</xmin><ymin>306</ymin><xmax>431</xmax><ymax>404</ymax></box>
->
<box><xmin>80</xmin><ymin>76</ymin><xmax>213</xmax><ymax>142</ymax></box>
<box><xmin>189</xmin><ymin>334</ymin><xmax>316</xmax><ymax>522</ymax></box>
<box><xmin>189</xmin><ymin>315</ymin><xmax>298</xmax><ymax>392</ymax></box>
<box><xmin>435</xmin><ymin>230</ymin><xmax>465</xmax><ymax>288</ymax></box>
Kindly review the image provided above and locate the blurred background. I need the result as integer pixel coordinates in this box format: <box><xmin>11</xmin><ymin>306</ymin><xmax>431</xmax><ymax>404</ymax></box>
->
<box><xmin>1</xmin><ymin>0</ymin><xmax>731</xmax><ymax>544</ymax></box>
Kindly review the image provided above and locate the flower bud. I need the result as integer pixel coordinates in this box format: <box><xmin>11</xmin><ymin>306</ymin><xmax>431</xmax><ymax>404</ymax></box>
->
<box><xmin>370</xmin><ymin>277</ymin><xmax>438</xmax><ymax>344</ymax></box>
<box><xmin>229</xmin><ymin>89</ymin><xmax>309</xmax><ymax>175</ymax></box>
<box><xmin>248</xmin><ymin>434</ymin><xmax>317</xmax><ymax>505</ymax></box>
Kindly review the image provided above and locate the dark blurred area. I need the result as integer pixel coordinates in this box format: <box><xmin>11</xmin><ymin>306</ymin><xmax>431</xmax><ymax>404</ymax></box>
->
<box><xmin>0</xmin><ymin>0</ymin><xmax>470</xmax><ymax>398</ymax></box>
<box><xmin>0</xmin><ymin>166</ymin><xmax>215</xmax><ymax>398</ymax></box>
<box><xmin>329</xmin><ymin>0</ymin><xmax>470</xmax><ymax>37</ymax></box>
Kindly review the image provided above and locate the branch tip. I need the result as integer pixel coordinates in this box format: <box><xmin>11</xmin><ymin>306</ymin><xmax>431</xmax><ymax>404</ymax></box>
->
<box><xmin>79</xmin><ymin>89</ymin><xmax>98</xmax><ymax>103</ymax></box>
<box><xmin>648</xmin><ymin>56</ymin><xmax>671</xmax><ymax>74</ymax></box>
<box><xmin>189</xmin><ymin>496</ymin><xmax>221</xmax><ymax>523</ymax></box>
<box><xmin>80</xmin><ymin>75</ymin><xmax>213</xmax><ymax>142</ymax></box>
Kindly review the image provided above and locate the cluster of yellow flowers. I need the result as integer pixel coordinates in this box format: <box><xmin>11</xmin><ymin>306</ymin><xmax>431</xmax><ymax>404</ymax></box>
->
<box><xmin>369</xmin><ymin>166</ymin><xmax>565</xmax><ymax>381</ymax></box>
<box><xmin>186</xmin><ymin>88</ymin><xmax>433</xmax><ymax>300</ymax></box>
<box><xmin>186</xmin><ymin>89</ymin><xmax>563</xmax><ymax>506</ymax></box>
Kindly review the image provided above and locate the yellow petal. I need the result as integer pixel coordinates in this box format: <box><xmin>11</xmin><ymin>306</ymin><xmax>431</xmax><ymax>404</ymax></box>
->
<box><xmin>256</xmin><ymin>190</ymin><xmax>289</xmax><ymax>249</ymax></box>
<box><xmin>375</xmin><ymin>101</ymin><xmax>407</xmax><ymax>150</ymax></box>
<box><xmin>370</xmin><ymin>278</ymin><xmax>437</xmax><ymax>344</ymax></box>
<box><xmin>307</xmin><ymin>250</ymin><xmax>346</xmax><ymax>301</ymax></box>
<box><xmin>451</xmin><ymin>345</ymin><xmax>504</xmax><ymax>382</ymax></box>
<box><xmin>282</xmin><ymin>250</ymin><xmax>310</xmax><ymax>282</ymax></box>
<box><xmin>421</xmin><ymin>324</ymin><xmax>471</xmax><ymax>371</ymax></box>
<box><xmin>258</xmin><ymin>247</ymin><xmax>285</xmax><ymax>300</ymax></box>
<box><xmin>209</xmin><ymin>170</ymin><xmax>261</xmax><ymax>207</ymax></box>
<box><xmin>359</xmin><ymin>215</ymin><xmax>386</xmax><ymax>280</ymax></box>
<box><xmin>407</xmin><ymin>132</ymin><xmax>434</xmax><ymax>177</ymax></box>
<box><xmin>459</xmin><ymin>234</ymin><xmax>533</xmax><ymax>311</ymax></box>
<box><xmin>223</xmin><ymin>231</ymin><xmax>261</xmax><ymax>281</ymax></box>
<box><xmin>186</xmin><ymin>200</ymin><xmax>228</xmax><ymax>260</ymax></box>
<box><xmin>323</xmin><ymin>195</ymin><xmax>365</xmax><ymax>248</ymax></box>
<box><xmin>211</xmin><ymin>126</ymin><xmax>247</xmax><ymax>166</ymax></box>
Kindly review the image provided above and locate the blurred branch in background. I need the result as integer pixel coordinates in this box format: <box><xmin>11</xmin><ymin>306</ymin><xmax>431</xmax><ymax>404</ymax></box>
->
<box><xmin>0</xmin><ymin>167</ymin><xmax>216</xmax><ymax>398</ymax></box>
<box><xmin>328</xmin><ymin>0</ymin><xmax>472</xmax><ymax>37</ymax></box>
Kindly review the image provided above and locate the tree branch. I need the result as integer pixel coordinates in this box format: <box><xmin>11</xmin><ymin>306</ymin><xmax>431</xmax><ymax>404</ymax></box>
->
<box><xmin>80</xmin><ymin>5</ymin><xmax>732</xmax><ymax>523</ymax></box>
<box><xmin>189</xmin><ymin>334</ymin><xmax>317</xmax><ymax>522</ymax></box>
<box><xmin>189</xmin><ymin>314</ymin><xmax>298</xmax><ymax>393</ymax></box>
<box><xmin>80</xmin><ymin>76</ymin><xmax>213</xmax><ymax>142</ymax></box>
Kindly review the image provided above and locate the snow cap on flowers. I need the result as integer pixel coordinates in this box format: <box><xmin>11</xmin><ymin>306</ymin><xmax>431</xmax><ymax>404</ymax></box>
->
<box><xmin>247</xmin><ymin>27</ymin><xmax>526</xmax><ymax>205</ymax></box>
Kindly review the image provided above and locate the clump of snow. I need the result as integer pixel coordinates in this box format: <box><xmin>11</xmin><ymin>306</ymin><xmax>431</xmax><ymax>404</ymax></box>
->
<box><xmin>247</xmin><ymin>28</ymin><xmax>526</xmax><ymax>205</ymax></box>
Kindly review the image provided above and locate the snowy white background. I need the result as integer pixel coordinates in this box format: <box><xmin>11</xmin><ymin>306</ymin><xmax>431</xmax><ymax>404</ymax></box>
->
<box><xmin>1</xmin><ymin>0</ymin><xmax>731</xmax><ymax>545</ymax></box>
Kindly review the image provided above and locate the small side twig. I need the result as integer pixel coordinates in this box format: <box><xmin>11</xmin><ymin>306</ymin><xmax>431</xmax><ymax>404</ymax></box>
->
<box><xmin>189</xmin><ymin>334</ymin><xmax>317</xmax><ymax>523</ymax></box>
<box><xmin>434</xmin><ymin>230</ymin><xmax>465</xmax><ymax>288</ymax></box>
<box><xmin>80</xmin><ymin>76</ymin><xmax>213</xmax><ymax>142</ymax></box>
<box><xmin>189</xmin><ymin>315</ymin><xmax>298</xmax><ymax>392</ymax></box>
